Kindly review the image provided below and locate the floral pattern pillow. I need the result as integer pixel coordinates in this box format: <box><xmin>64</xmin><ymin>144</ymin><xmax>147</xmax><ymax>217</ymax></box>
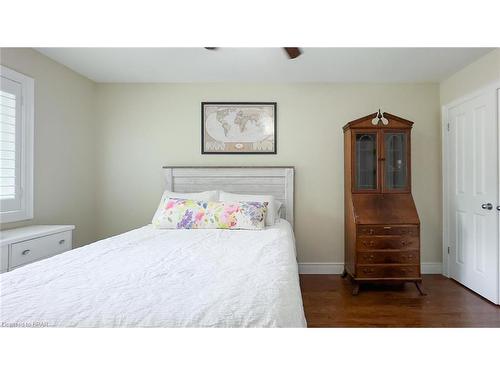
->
<box><xmin>152</xmin><ymin>198</ymin><xmax>268</xmax><ymax>230</ymax></box>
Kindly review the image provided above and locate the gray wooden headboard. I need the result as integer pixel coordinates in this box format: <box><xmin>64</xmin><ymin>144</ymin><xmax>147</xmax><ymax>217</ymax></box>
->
<box><xmin>163</xmin><ymin>166</ymin><xmax>294</xmax><ymax>226</ymax></box>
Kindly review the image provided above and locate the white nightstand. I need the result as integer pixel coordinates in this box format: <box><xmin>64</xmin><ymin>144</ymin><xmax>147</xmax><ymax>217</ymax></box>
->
<box><xmin>0</xmin><ymin>225</ymin><xmax>75</xmax><ymax>273</ymax></box>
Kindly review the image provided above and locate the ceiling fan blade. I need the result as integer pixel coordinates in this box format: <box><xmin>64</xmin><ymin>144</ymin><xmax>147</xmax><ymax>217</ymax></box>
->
<box><xmin>204</xmin><ymin>47</ymin><xmax>302</xmax><ymax>59</ymax></box>
<box><xmin>284</xmin><ymin>47</ymin><xmax>302</xmax><ymax>59</ymax></box>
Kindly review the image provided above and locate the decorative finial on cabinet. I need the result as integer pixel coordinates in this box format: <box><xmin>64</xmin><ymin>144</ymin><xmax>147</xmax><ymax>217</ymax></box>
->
<box><xmin>371</xmin><ymin>109</ymin><xmax>389</xmax><ymax>126</ymax></box>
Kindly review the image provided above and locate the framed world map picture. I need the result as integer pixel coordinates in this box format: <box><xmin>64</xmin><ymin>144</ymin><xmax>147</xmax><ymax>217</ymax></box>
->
<box><xmin>201</xmin><ymin>102</ymin><xmax>277</xmax><ymax>154</ymax></box>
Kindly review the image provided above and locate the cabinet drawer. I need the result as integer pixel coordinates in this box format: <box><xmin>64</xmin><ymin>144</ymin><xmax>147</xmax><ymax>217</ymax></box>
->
<box><xmin>356</xmin><ymin>236</ymin><xmax>419</xmax><ymax>250</ymax></box>
<box><xmin>357</xmin><ymin>250</ymin><xmax>419</xmax><ymax>264</ymax></box>
<box><xmin>10</xmin><ymin>231</ymin><xmax>72</xmax><ymax>269</ymax></box>
<box><xmin>356</xmin><ymin>265</ymin><xmax>419</xmax><ymax>279</ymax></box>
<box><xmin>1</xmin><ymin>245</ymin><xmax>8</xmax><ymax>273</ymax></box>
<box><xmin>358</xmin><ymin>225</ymin><xmax>418</xmax><ymax>236</ymax></box>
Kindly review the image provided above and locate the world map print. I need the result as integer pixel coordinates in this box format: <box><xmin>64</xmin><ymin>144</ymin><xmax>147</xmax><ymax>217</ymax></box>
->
<box><xmin>203</xmin><ymin>104</ymin><xmax>275</xmax><ymax>153</ymax></box>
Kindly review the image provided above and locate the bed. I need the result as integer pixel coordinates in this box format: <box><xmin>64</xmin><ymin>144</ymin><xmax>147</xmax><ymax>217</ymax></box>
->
<box><xmin>0</xmin><ymin>167</ymin><xmax>306</xmax><ymax>327</ymax></box>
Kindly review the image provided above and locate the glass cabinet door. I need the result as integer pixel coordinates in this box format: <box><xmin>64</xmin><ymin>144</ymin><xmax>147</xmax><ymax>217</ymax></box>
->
<box><xmin>354</xmin><ymin>133</ymin><xmax>378</xmax><ymax>191</ymax></box>
<box><xmin>383</xmin><ymin>132</ymin><xmax>408</xmax><ymax>191</ymax></box>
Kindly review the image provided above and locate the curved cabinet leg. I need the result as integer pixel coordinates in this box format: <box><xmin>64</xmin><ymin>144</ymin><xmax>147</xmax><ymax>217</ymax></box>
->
<box><xmin>352</xmin><ymin>283</ymin><xmax>360</xmax><ymax>296</ymax></box>
<box><xmin>415</xmin><ymin>281</ymin><xmax>426</xmax><ymax>296</ymax></box>
<box><xmin>341</xmin><ymin>269</ymin><xmax>348</xmax><ymax>278</ymax></box>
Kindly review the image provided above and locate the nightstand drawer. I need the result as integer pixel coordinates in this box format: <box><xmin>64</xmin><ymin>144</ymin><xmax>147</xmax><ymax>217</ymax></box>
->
<box><xmin>357</xmin><ymin>250</ymin><xmax>419</xmax><ymax>264</ymax></box>
<box><xmin>1</xmin><ymin>245</ymin><xmax>8</xmax><ymax>273</ymax></box>
<box><xmin>10</xmin><ymin>231</ymin><xmax>72</xmax><ymax>268</ymax></box>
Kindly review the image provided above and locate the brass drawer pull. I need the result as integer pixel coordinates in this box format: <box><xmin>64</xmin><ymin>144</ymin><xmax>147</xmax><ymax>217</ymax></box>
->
<box><xmin>22</xmin><ymin>249</ymin><xmax>31</xmax><ymax>256</ymax></box>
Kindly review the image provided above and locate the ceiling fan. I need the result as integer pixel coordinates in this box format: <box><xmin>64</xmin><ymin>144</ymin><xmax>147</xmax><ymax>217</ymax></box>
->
<box><xmin>204</xmin><ymin>47</ymin><xmax>302</xmax><ymax>60</ymax></box>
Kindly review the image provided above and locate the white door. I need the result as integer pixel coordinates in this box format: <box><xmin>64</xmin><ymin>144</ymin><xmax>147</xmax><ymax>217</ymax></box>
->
<box><xmin>448</xmin><ymin>88</ymin><xmax>499</xmax><ymax>304</ymax></box>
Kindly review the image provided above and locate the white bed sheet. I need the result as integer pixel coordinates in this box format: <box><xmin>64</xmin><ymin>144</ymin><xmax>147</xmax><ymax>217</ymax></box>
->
<box><xmin>0</xmin><ymin>220</ymin><xmax>306</xmax><ymax>327</ymax></box>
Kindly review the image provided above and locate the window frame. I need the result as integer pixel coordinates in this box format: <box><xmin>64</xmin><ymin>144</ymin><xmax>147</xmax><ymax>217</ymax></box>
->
<box><xmin>0</xmin><ymin>65</ymin><xmax>34</xmax><ymax>224</ymax></box>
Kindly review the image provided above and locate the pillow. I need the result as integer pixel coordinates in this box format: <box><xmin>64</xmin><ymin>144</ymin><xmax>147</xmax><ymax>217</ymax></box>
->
<box><xmin>275</xmin><ymin>201</ymin><xmax>283</xmax><ymax>221</ymax></box>
<box><xmin>219</xmin><ymin>192</ymin><xmax>278</xmax><ymax>226</ymax></box>
<box><xmin>152</xmin><ymin>190</ymin><xmax>218</xmax><ymax>224</ymax></box>
<box><xmin>153</xmin><ymin>198</ymin><xmax>268</xmax><ymax>230</ymax></box>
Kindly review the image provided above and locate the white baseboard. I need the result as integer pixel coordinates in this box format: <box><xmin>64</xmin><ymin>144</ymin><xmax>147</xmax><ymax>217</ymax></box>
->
<box><xmin>421</xmin><ymin>262</ymin><xmax>443</xmax><ymax>274</ymax></box>
<box><xmin>298</xmin><ymin>262</ymin><xmax>443</xmax><ymax>275</ymax></box>
<box><xmin>298</xmin><ymin>263</ymin><xmax>345</xmax><ymax>274</ymax></box>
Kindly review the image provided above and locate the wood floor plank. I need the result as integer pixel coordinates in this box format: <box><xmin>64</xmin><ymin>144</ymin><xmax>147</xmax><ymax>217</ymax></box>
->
<box><xmin>299</xmin><ymin>275</ymin><xmax>500</xmax><ymax>327</ymax></box>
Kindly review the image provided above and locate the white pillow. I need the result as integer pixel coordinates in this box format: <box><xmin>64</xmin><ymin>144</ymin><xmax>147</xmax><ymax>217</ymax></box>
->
<box><xmin>152</xmin><ymin>190</ymin><xmax>218</xmax><ymax>224</ymax></box>
<box><xmin>219</xmin><ymin>191</ymin><xmax>279</xmax><ymax>226</ymax></box>
<box><xmin>275</xmin><ymin>201</ymin><xmax>283</xmax><ymax>221</ymax></box>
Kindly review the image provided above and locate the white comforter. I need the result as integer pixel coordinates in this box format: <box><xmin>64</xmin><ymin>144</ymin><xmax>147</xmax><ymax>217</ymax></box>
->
<box><xmin>0</xmin><ymin>220</ymin><xmax>306</xmax><ymax>327</ymax></box>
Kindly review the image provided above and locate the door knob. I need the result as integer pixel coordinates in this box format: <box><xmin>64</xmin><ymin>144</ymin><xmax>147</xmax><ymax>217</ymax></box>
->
<box><xmin>481</xmin><ymin>203</ymin><xmax>493</xmax><ymax>210</ymax></box>
<box><xmin>497</xmin><ymin>206</ymin><xmax>500</xmax><ymax>211</ymax></box>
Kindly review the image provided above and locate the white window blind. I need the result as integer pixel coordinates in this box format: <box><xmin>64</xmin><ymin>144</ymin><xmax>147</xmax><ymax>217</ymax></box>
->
<box><xmin>0</xmin><ymin>79</ymin><xmax>21</xmax><ymax>208</ymax></box>
<box><xmin>0</xmin><ymin>66</ymin><xmax>33</xmax><ymax>223</ymax></box>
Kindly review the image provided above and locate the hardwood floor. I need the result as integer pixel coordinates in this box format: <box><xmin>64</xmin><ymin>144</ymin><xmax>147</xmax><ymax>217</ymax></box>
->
<box><xmin>300</xmin><ymin>274</ymin><xmax>500</xmax><ymax>327</ymax></box>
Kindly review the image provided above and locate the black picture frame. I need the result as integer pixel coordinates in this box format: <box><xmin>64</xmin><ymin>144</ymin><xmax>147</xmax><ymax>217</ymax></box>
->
<box><xmin>201</xmin><ymin>102</ymin><xmax>277</xmax><ymax>154</ymax></box>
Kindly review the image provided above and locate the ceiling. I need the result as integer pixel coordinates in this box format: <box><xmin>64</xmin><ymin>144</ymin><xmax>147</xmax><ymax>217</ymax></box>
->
<box><xmin>36</xmin><ymin>48</ymin><xmax>493</xmax><ymax>83</ymax></box>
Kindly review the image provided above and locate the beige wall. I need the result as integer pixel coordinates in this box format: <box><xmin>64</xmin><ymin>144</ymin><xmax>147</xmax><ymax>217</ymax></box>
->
<box><xmin>440</xmin><ymin>49</ymin><xmax>500</xmax><ymax>105</ymax></box>
<box><xmin>0</xmin><ymin>48</ymin><xmax>446</xmax><ymax>264</ymax></box>
<box><xmin>95</xmin><ymin>83</ymin><xmax>442</xmax><ymax>263</ymax></box>
<box><xmin>0</xmin><ymin>48</ymin><xmax>97</xmax><ymax>247</ymax></box>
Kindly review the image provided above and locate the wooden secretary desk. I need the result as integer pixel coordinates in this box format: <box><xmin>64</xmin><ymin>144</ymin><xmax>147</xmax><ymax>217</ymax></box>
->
<box><xmin>342</xmin><ymin>111</ymin><xmax>424</xmax><ymax>296</ymax></box>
